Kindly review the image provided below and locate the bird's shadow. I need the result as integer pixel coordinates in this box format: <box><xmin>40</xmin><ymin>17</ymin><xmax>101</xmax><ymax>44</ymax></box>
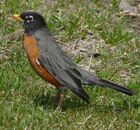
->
<box><xmin>33</xmin><ymin>92</ymin><xmax>89</xmax><ymax>111</ymax></box>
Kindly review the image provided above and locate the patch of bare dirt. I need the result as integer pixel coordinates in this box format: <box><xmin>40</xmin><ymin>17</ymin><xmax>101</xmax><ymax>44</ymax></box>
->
<box><xmin>118</xmin><ymin>0</ymin><xmax>140</xmax><ymax>35</ymax></box>
<box><xmin>62</xmin><ymin>34</ymin><xmax>107</xmax><ymax>74</ymax></box>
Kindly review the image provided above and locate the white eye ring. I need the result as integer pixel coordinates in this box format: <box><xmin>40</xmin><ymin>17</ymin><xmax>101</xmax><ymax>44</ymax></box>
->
<box><xmin>26</xmin><ymin>15</ymin><xmax>34</xmax><ymax>22</ymax></box>
<box><xmin>28</xmin><ymin>15</ymin><xmax>33</xmax><ymax>20</ymax></box>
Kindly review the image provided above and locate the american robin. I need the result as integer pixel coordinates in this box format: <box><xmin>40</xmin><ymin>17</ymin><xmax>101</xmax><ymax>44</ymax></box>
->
<box><xmin>12</xmin><ymin>11</ymin><xmax>134</xmax><ymax>106</ymax></box>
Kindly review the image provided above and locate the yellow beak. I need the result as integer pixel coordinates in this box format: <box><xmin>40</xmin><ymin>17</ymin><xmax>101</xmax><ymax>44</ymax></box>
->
<box><xmin>12</xmin><ymin>14</ymin><xmax>23</xmax><ymax>21</ymax></box>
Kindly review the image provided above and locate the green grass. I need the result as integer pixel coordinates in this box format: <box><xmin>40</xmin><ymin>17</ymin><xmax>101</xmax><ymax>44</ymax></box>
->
<box><xmin>0</xmin><ymin>0</ymin><xmax>140</xmax><ymax>129</ymax></box>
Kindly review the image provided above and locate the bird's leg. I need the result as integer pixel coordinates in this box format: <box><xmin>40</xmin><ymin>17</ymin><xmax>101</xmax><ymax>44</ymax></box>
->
<box><xmin>58</xmin><ymin>93</ymin><xmax>65</xmax><ymax>107</ymax></box>
<box><xmin>55</xmin><ymin>87</ymin><xmax>66</xmax><ymax>108</ymax></box>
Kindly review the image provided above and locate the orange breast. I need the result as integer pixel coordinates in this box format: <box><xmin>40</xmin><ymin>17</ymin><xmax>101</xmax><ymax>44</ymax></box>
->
<box><xmin>23</xmin><ymin>34</ymin><xmax>61</xmax><ymax>87</ymax></box>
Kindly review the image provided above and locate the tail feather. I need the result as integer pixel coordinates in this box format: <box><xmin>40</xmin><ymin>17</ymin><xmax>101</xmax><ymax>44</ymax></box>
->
<box><xmin>78</xmin><ymin>69</ymin><xmax>135</xmax><ymax>96</ymax></box>
<box><xmin>92</xmin><ymin>79</ymin><xmax>134</xmax><ymax>96</ymax></box>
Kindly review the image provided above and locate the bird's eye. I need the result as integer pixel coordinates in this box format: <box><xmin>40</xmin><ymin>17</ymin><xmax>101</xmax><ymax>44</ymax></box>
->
<box><xmin>25</xmin><ymin>15</ymin><xmax>34</xmax><ymax>22</ymax></box>
<box><xmin>28</xmin><ymin>15</ymin><xmax>33</xmax><ymax>21</ymax></box>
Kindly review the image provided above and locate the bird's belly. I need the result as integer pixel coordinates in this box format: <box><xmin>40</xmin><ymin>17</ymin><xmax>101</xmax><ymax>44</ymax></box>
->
<box><xmin>29</xmin><ymin>57</ymin><xmax>61</xmax><ymax>86</ymax></box>
<box><xmin>24</xmin><ymin>35</ymin><xmax>61</xmax><ymax>87</ymax></box>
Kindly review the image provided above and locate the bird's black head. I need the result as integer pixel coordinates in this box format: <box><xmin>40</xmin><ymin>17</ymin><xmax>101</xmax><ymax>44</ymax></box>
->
<box><xmin>13</xmin><ymin>11</ymin><xmax>46</xmax><ymax>35</ymax></box>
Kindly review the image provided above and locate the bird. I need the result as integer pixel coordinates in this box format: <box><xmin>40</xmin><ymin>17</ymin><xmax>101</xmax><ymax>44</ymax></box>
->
<box><xmin>12</xmin><ymin>11</ymin><xmax>134</xmax><ymax>106</ymax></box>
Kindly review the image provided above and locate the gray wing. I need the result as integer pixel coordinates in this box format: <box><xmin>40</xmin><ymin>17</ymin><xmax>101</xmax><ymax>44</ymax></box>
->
<box><xmin>38</xmin><ymin>51</ymin><xmax>89</xmax><ymax>102</ymax></box>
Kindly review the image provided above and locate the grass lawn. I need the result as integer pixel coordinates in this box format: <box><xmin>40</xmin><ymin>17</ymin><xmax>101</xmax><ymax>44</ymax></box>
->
<box><xmin>0</xmin><ymin>0</ymin><xmax>140</xmax><ymax>129</ymax></box>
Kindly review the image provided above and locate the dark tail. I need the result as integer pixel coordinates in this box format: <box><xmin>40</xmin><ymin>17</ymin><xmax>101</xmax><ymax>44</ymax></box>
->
<box><xmin>77</xmin><ymin>69</ymin><xmax>135</xmax><ymax>96</ymax></box>
<box><xmin>90</xmin><ymin>78</ymin><xmax>135</xmax><ymax>96</ymax></box>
